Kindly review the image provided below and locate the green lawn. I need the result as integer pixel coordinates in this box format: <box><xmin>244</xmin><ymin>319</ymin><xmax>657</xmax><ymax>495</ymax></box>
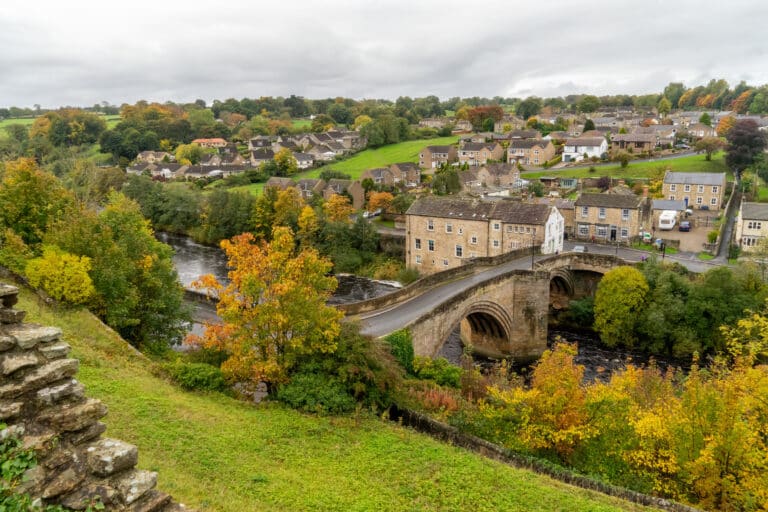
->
<box><xmin>292</xmin><ymin>119</ymin><xmax>312</xmax><ymax>129</ymax></box>
<box><xmin>298</xmin><ymin>136</ymin><xmax>459</xmax><ymax>180</ymax></box>
<box><xmin>230</xmin><ymin>182</ymin><xmax>265</xmax><ymax>196</ymax></box>
<box><xmin>525</xmin><ymin>152</ymin><xmax>729</xmax><ymax>180</ymax></box>
<box><xmin>15</xmin><ymin>287</ymin><xmax>655</xmax><ymax>512</ymax></box>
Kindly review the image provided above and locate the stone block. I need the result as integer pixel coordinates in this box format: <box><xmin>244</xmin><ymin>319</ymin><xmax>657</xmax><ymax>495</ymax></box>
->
<box><xmin>0</xmin><ymin>335</ymin><xmax>14</xmax><ymax>351</ymax></box>
<box><xmin>61</xmin><ymin>483</ymin><xmax>120</xmax><ymax>510</ymax></box>
<box><xmin>0</xmin><ymin>283</ymin><xmax>19</xmax><ymax>307</ymax></box>
<box><xmin>115</xmin><ymin>469</ymin><xmax>158</xmax><ymax>505</ymax></box>
<box><xmin>0</xmin><ymin>358</ymin><xmax>79</xmax><ymax>398</ymax></box>
<box><xmin>36</xmin><ymin>379</ymin><xmax>85</xmax><ymax>407</ymax></box>
<box><xmin>1</xmin><ymin>351</ymin><xmax>40</xmax><ymax>375</ymax></box>
<box><xmin>3</xmin><ymin>324</ymin><xmax>61</xmax><ymax>348</ymax></box>
<box><xmin>127</xmin><ymin>489</ymin><xmax>171</xmax><ymax>512</ymax></box>
<box><xmin>0</xmin><ymin>423</ymin><xmax>25</xmax><ymax>441</ymax></box>
<box><xmin>18</xmin><ymin>465</ymin><xmax>47</xmax><ymax>495</ymax></box>
<box><xmin>42</xmin><ymin>466</ymin><xmax>85</xmax><ymax>499</ymax></box>
<box><xmin>39</xmin><ymin>341</ymin><xmax>72</xmax><ymax>360</ymax></box>
<box><xmin>0</xmin><ymin>308</ymin><xmax>25</xmax><ymax>324</ymax></box>
<box><xmin>0</xmin><ymin>400</ymin><xmax>23</xmax><ymax>420</ymax></box>
<box><xmin>43</xmin><ymin>449</ymin><xmax>75</xmax><ymax>470</ymax></box>
<box><xmin>22</xmin><ymin>432</ymin><xmax>56</xmax><ymax>454</ymax></box>
<box><xmin>39</xmin><ymin>398</ymin><xmax>107</xmax><ymax>432</ymax></box>
<box><xmin>87</xmin><ymin>439</ymin><xmax>139</xmax><ymax>477</ymax></box>
<box><xmin>68</xmin><ymin>421</ymin><xmax>107</xmax><ymax>446</ymax></box>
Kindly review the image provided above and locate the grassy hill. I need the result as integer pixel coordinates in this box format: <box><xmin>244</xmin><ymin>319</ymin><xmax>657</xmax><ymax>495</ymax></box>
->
<box><xmin>14</xmin><ymin>286</ymin><xmax>656</xmax><ymax>512</ymax></box>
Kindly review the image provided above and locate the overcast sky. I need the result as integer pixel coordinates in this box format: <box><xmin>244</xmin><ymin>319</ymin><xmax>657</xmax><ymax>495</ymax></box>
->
<box><xmin>2</xmin><ymin>0</ymin><xmax>768</xmax><ymax>108</ymax></box>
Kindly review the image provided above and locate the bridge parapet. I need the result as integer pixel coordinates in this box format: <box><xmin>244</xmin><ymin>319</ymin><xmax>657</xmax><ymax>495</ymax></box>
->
<box><xmin>535</xmin><ymin>253</ymin><xmax>628</xmax><ymax>274</ymax></box>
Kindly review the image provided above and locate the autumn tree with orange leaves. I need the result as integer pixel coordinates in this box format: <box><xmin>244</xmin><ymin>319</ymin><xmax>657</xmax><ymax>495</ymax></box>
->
<box><xmin>192</xmin><ymin>228</ymin><xmax>342</xmax><ymax>386</ymax></box>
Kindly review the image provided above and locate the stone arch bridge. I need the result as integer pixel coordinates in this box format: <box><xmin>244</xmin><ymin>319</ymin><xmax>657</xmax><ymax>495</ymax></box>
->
<box><xmin>353</xmin><ymin>253</ymin><xmax>626</xmax><ymax>362</ymax></box>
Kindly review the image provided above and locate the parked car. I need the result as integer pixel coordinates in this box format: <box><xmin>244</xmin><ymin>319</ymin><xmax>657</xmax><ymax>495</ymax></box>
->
<box><xmin>679</xmin><ymin>221</ymin><xmax>691</xmax><ymax>232</ymax></box>
<box><xmin>573</xmin><ymin>245</ymin><xmax>588</xmax><ymax>253</ymax></box>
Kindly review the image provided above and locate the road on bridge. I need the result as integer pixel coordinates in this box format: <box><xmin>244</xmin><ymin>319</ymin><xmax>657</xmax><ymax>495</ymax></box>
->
<box><xmin>358</xmin><ymin>243</ymin><xmax>721</xmax><ymax>339</ymax></box>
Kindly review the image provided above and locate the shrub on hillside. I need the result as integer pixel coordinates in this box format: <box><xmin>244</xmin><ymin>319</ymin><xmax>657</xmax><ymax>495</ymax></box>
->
<box><xmin>384</xmin><ymin>329</ymin><xmax>414</xmax><ymax>374</ymax></box>
<box><xmin>277</xmin><ymin>372</ymin><xmax>356</xmax><ymax>414</ymax></box>
<box><xmin>413</xmin><ymin>356</ymin><xmax>462</xmax><ymax>388</ymax></box>
<box><xmin>165</xmin><ymin>361</ymin><xmax>229</xmax><ymax>393</ymax></box>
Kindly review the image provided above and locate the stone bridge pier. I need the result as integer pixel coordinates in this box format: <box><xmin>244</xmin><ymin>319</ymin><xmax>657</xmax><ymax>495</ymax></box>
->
<box><xmin>407</xmin><ymin>270</ymin><xmax>551</xmax><ymax>363</ymax></box>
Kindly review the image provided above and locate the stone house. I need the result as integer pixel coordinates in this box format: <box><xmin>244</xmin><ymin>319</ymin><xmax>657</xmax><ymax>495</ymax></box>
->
<box><xmin>296</xmin><ymin>178</ymin><xmax>326</xmax><ymax>200</ymax></box>
<box><xmin>687</xmin><ymin>123</ymin><xmax>717</xmax><ymax>139</ymax></box>
<box><xmin>610</xmin><ymin>133</ymin><xmax>656</xmax><ymax>154</ymax></box>
<box><xmin>249</xmin><ymin>136</ymin><xmax>275</xmax><ymax>150</ymax></box>
<box><xmin>507</xmin><ymin>129</ymin><xmax>541</xmax><ymax>139</ymax></box>
<box><xmin>507</xmin><ymin>139</ymin><xmax>555</xmax><ymax>166</ymax></box>
<box><xmin>323</xmin><ymin>179</ymin><xmax>365</xmax><ymax>210</ymax></box>
<box><xmin>736</xmin><ymin>201</ymin><xmax>768</xmax><ymax>250</ymax></box>
<box><xmin>573</xmin><ymin>192</ymin><xmax>648</xmax><ymax>243</ymax></box>
<box><xmin>293</xmin><ymin>152</ymin><xmax>314</xmax><ymax>169</ymax></box>
<box><xmin>405</xmin><ymin>196</ymin><xmax>564</xmax><ymax>274</ymax></box>
<box><xmin>481</xmin><ymin>163</ymin><xmax>519</xmax><ymax>187</ymax></box>
<box><xmin>651</xmin><ymin>199</ymin><xmax>687</xmax><ymax>228</ymax></box>
<box><xmin>265</xmin><ymin>176</ymin><xmax>294</xmax><ymax>191</ymax></box>
<box><xmin>361</xmin><ymin>167</ymin><xmax>396</xmax><ymax>187</ymax></box>
<box><xmin>390</xmin><ymin>162</ymin><xmax>421</xmax><ymax>187</ymax></box>
<box><xmin>419</xmin><ymin>118</ymin><xmax>449</xmax><ymax>129</ymax></box>
<box><xmin>419</xmin><ymin>145</ymin><xmax>458</xmax><ymax>172</ymax></box>
<box><xmin>135</xmin><ymin>150</ymin><xmax>171</xmax><ymax>164</ymax></box>
<box><xmin>493</xmin><ymin>116</ymin><xmax>526</xmax><ymax>133</ymax></box>
<box><xmin>192</xmin><ymin>138</ymin><xmax>228</xmax><ymax>149</ymax></box>
<box><xmin>458</xmin><ymin>142</ymin><xmax>504</xmax><ymax>166</ymax></box>
<box><xmin>562</xmin><ymin>137</ymin><xmax>608</xmax><ymax>162</ymax></box>
<box><xmin>662</xmin><ymin>171</ymin><xmax>726</xmax><ymax>210</ymax></box>
<box><xmin>250</xmin><ymin>147</ymin><xmax>275</xmax><ymax>167</ymax></box>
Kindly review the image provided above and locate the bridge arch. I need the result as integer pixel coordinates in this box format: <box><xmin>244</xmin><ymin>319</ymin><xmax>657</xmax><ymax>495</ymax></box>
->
<box><xmin>452</xmin><ymin>300</ymin><xmax>515</xmax><ymax>357</ymax></box>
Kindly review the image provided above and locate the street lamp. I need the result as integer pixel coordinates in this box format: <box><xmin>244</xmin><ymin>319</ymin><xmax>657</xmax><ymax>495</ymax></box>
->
<box><xmin>531</xmin><ymin>228</ymin><xmax>537</xmax><ymax>270</ymax></box>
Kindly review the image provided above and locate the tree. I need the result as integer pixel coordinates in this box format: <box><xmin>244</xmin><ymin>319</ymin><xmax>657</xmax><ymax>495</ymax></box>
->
<box><xmin>699</xmin><ymin>112</ymin><xmax>712</xmax><ymax>126</ymax></box>
<box><xmin>297</xmin><ymin>205</ymin><xmax>319</xmax><ymax>248</ymax></box>
<box><xmin>663</xmin><ymin>82</ymin><xmax>687</xmax><ymax>108</ymax></box>
<box><xmin>516</xmin><ymin>97</ymin><xmax>542</xmax><ymax>120</ymax></box>
<box><xmin>0</xmin><ymin>158</ymin><xmax>75</xmax><ymax>247</ymax></box>
<box><xmin>577</xmin><ymin>95</ymin><xmax>601</xmax><ymax>113</ymax></box>
<box><xmin>25</xmin><ymin>246</ymin><xmax>95</xmax><ymax>305</ymax></box>
<box><xmin>274</xmin><ymin>148</ymin><xmax>298</xmax><ymax>176</ymax></box>
<box><xmin>594</xmin><ymin>266</ymin><xmax>649</xmax><ymax>347</ymax></box>
<box><xmin>694</xmin><ymin>136</ymin><xmax>725</xmax><ymax>161</ymax></box>
<box><xmin>323</xmin><ymin>194</ymin><xmax>354</xmax><ymax>223</ymax></box>
<box><xmin>583</xmin><ymin>119</ymin><xmax>595</xmax><ymax>131</ymax></box>
<box><xmin>657</xmin><ymin>97</ymin><xmax>672</xmax><ymax>117</ymax></box>
<box><xmin>367</xmin><ymin>191</ymin><xmax>394</xmax><ymax>213</ymax></box>
<box><xmin>612</xmin><ymin>150</ymin><xmax>631</xmax><ymax>169</ymax></box>
<box><xmin>352</xmin><ymin>115</ymin><xmax>372</xmax><ymax>130</ymax></box>
<box><xmin>192</xmin><ymin>229</ymin><xmax>343</xmax><ymax>385</ymax></box>
<box><xmin>716</xmin><ymin>115</ymin><xmax>736</xmax><ymax>137</ymax></box>
<box><xmin>726</xmin><ymin>119</ymin><xmax>767</xmax><ymax>178</ymax></box>
<box><xmin>175</xmin><ymin>143</ymin><xmax>205</xmax><ymax>165</ymax></box>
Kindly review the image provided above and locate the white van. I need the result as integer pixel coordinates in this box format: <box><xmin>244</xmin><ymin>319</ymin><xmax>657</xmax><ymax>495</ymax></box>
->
<box><xmin>658</xmin><ymin>210</ymin><xmax>677</xmax><ymax>231</ymax></box>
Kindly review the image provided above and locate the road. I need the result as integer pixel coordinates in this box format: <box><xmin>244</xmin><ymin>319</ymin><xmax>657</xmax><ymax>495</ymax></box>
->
<box><xmin>358</xmin><ymin>242</ymin><xmax>722</xmax><ymax>338</ymax></box>
<box><xmin>526</xmin><ymin>150</ymin><xmax>697</xmax><ymax>173</ymax></box>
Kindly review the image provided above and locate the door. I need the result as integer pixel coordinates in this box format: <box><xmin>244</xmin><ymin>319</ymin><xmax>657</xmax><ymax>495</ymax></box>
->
<box><xmin>610</xmin><ymin>226</ymin><xmax>617</xmax><ymax>241</ymax></box>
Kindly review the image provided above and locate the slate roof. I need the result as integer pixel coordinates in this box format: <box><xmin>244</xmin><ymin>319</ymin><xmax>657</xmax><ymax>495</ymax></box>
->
<box><xmin>251</xmin><ymin>148</ymin><xmax>275</xmax><ymax>159</ymax></box>
<box><xmin>426</xmin><ymin>145</ymin><xmax>453</xmax><ymax>153</ymax></box>
<box><xmin>265</xmin><ymin>177</ymin><xmax>294</xmax><ymax>189</ymax></box>
<box><xmin>293</xmin><ymin>152</ymin><xmax>313</xmax><ymax>160</ymax></box>
<box><xmin>391</xmin><ymin>162</ymin><xmax>419</xmax><ymax>172</ymax></box>
<box><xmin>574</xmin><ymin>193</ymin><xmax>643</xmax><ymax>208</ymax></box>
<box><xmin>612</xmin><ymin>133</ymin><xmax>656</xmax><ymax>143</ymax></box>
<box><xmin>326</xmin><ymin>178</ymin><xmax>352</xmax><ymax>192</ymax></box>
<box><xmin>507</xmin><ymin>129</ymin><xmax>540</xmax><ymax>139</ymax></box>
<box><xmin>564</xmin><ymin>137</ymin><xmax>606</xmax><ymax>147</ymax></box>
<box><xmin>663</xmin><ymin>171</ymin><xmax>726</xmax><ymax>186</ymax></box>
<box><xmin>741</xmin><ymin>202</ymin><xmax>768</xmax><ymax>221</ymax></box>
<box><xmin>483</xmin><ymin>162</ymin><xmax>518</xmax><ymax>176</ymax></box>
<box><xmin>407</xmin><ymin>197</ymin><xmax>550</xmax><ymax>225</ymax></box>
<box><xmin>652</xmin><ymin>199</ymin><xmax>687</xmax><ymax>211</ymax></box>
<box><xmin>461</xmin><ymin>142</ymin><xmax>497</xmax><ymax>152</ymax></box>
<box><xmin>508</xmin><ymin>139</ymin><xmax>550</xmax><ymax>149</ymax></box>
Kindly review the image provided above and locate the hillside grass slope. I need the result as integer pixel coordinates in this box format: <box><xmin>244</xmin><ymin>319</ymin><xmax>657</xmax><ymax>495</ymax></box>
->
<box><xmin>16</xmin><ymin>288</ymin><xmax>656</xmax><ymax>511</ymax></box>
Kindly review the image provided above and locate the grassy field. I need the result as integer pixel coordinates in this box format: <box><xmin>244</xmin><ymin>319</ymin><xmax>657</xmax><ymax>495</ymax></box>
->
<box><xmin>291</xmin><ymin>119</ymin><xmax>312</xmax><ymax>129</ymax></box>
<box><xmin>298</xmin><ymin>136</ymin><xmax>459</xmax><ymax>180</ymax></box>
<box><xmin>14</xmin><ymin>287</ymin><xmax>655</xmax><ymax>512</ymax></box>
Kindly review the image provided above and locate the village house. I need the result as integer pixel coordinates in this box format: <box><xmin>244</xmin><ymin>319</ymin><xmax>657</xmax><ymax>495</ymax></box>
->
<box><xmin>419</xmin><ymin>145</ymin><xmax>458</xmax><ymax>172</ymax></box>
<box><xmin>296</xmin><ymin>178</ymin><xmax>326</xmax><ymax>200</ymax></box>
<box><xmin>405</xmin><ymin>196</ymin><xmax>564</xmax><ymax>274</ymax></box>
<box><xmin>361</xmin><ymin>167</ymin><xmax>397</xmax><ymax>187</ymax></box>
<box><xmin>493</xmin><ymin>115</ymin><xmax>526</xmax><ymax>133</ymax></box>
<box><xmin>248</xmin><ymin>136</ymin><xmax>275</xmax><ymax>150</ymax></box>
<box><xmin>390</xmin><ymin>162</ymin><xmax>421</xmax><ymax>187</ymax></box>
<box><xmin>323</xmin><ymin>179</ymin><xmax>365</xmax><ymax>210</ymax></box>
<box><xmin>662</xmin><ymin>171</ymin><xmax>726</xmax><ymax>210</ymax></box>
<box><xmin>650</xmin><ymin>199</ymin><xmax>687</xmax><ymax>229</ymax></box>
<box><xmin>687</xmin><ymin>123</ymin><xmax>717</xmax><ymax>139</ymax></box>
<box><xmin>480</xmin><ymin>163</ymin><xmax>519</xmax><ymax>188</ymax></box>
<box><xmin>507</xmin><ymin>139</ymin><xmax>555</xmax><ymax>166</ymax></box>
<box><xmin>458</xmin><ymin>142</ymin><xmax>504</xmax><ymax>166</ymax></box>
<box><xmin>264</xmin><ymin>176</ymin><xmax>294</xmax><ymax>191</ymax></box>
<box><xmin>610</xmin><ymin>133</ymin><xmax>656</xmax><ymax>154</ymax></box>
<box><xmin>419</xmin><ymin>118</ymin><xmax>449</xmax><ymax>129</ymax></box>
<box><xmin>293</xmin><ymin>152</ymin><xmax>314</xmax><ymax>169</ymax></box>
<box><xmin>562</xmin><ymin>137</ymin><xmax>608</xmax><ymax>162</ymax></box>
<box><xmin>453</xmin><ymin>119</ymin><xmax>473</xmax><ymax>132</ymax></box>
<box><xmin>736</xmin><ymin>201</ymin><xmax>768</xmax><ymax>250</ymax></box>
<box><xmin>135</xmin><ymin>150</ymin><xmax>172</xmax><ymax>164</ymax></box>
<box><xmin>573</xmin><ymin>192</ymin><xmax>647</xmax><ymax>243</ymax></box>
<box><xmin>192</xmin><ymin>138</ymin><xmax>228</xmax><ymax>149</ymax></box>
<box><xmin>507</xmin><ymin>129</ymin><xmax>541</xmax><ymax>139</ymax></box>
<box><xmin>250</xmin><ymin>147</ymin><xmax>275</xmax><ymax>167</ymax></box>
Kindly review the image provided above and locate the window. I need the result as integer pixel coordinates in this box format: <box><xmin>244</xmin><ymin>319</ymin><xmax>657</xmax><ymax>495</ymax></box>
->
<box><xmin>428</xmin><ymin>240</ymin><xmax>435</xmax><ymax>252</ymax></box>
<box><xmin>493</xmin><ymin>239</ymin><xmax>500</xmax><ymax>248</ymax></box>
<box><xmin>443</xmin><ymin>259</ymin><xmax>449</xmax><ymax>266</ymax></box>
<box><xmin>712</xmin><ymin>186</ymin><xmax>719</xmax><ymax>193</ymax></box>
<box><xmin>506</xmin><ymin>225</ymin><xmax>514</xmax><ymax>233</ymax></box>
<box><xmin>415</xmin><ymin>238</ymin><xmax>421</xmax><ymax>250</ymax></box>
<box><xmin>493</xmin><ymin>222</ymin><xmax>500</xmax><ymax>231</ymax></box>
<box><xmin>415</xmin><ymin>255</ymin><xmax>422</xmax><ymax>264</ymax></box>
<box><xmin>445</xmin><ymin>223</ymin><xmax>453</xmax><ymax>233</ymax></box>
<box><xmin>596</xmin><ymin>225</ymin><xmax>608</xmax><ymax>237</ymax></box>
<box><xmin>697</xmin><ymin>185</ymin><xmax>704</xmax><ymax>193</ymax></box>
<box><xmin>684</xmin><ymin>184</ymin><xmax>691</xmax><ymax>192</ymax></box>
<box><xmin>669</xmin><ymin>195</ymin><xmax>676</xmax><ymax>200</ymax></box>
<box><xmin>711</xmin><ymin>197</ymin><xmax>717</xmax><ymax>205</ymax></box>
<box><xmin>427</xmin><ymin>219</ymin><xmax>434</xmax><ymax>231</ymax></box>
<box><xmin>749</xmin><ymin>221</ymin><xmax>762</xmax><ymax>230</ymax></box>
<box><xmin>455</xmin><ymin>245</ymin><xmax>463</xmax><ymax>257</ymax></box>
<box><xmin>622</xmin><ymin>208</ymin><xmax>629</xmax><ymax>221</ymax></box>
<box><xmin>470</xmin><ymin>235</ymin><xmax>478</xmax><ymax>245</ymax></box>
<box><xmin>458</xmin><ymin>227</ymin><xmax>463</xmax><ymax>234</ymax></box>
<box><xmin>525</xmin><ymin>227</ymin><xmax>531</xmax><ymax>233</ymax></box>
<box><xmin>696</xmin><ymin>196</ymin><xmax>703</xmax><ymax>205</ymax></box>
<box><xmin>621</xmin><ymin>228</ymin><xmax>629</xmax><ymax>238</ymax></box>
<box><xmin>670</xmin><ymin>184</ymin><xmax>676</xmax><ymax>192</ymax></box>
<box><xmin>509</xmin><ymin>240</ymin><xmax>520</xmax><ymax>250</ymax></box>
<box><xmin>581</xmin><ymin>206</ymin><xmax>589</xmax><ymax>217</ymax></box>
<box><xmin>598</xmin><ymin>207</ymin><xmax>606</xmax><ymax>219</ymax></box>
<box><xmin>578</xmin><ymin>224</ymin><xmax>589</xmax><ymax>236</ymax></box>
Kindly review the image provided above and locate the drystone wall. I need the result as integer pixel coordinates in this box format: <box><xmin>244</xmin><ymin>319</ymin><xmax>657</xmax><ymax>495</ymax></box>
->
<box><xmin>0</xmin><ymin>283</ymin><xmax>192</xmax><ymax>511</ymax></box>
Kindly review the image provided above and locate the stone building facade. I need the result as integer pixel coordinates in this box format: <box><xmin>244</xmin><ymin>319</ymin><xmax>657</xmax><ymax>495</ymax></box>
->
<box><xmin>661</xmin><ymin>171</ymin><xmax>726</xmax><ymax>210</ymax></box>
